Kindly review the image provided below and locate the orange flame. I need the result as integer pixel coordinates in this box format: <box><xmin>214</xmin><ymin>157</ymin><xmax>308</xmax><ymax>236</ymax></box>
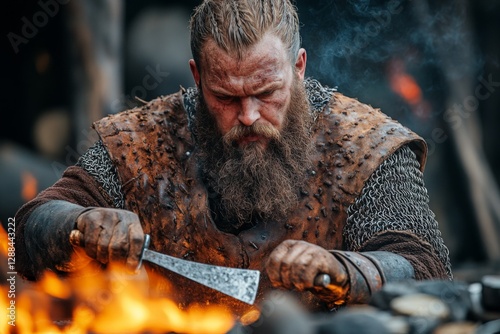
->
<box><xmin>39</xmin><ymin>272</ymin><xmax>72</xmax><ymax>299</ymax></box>
<box><xmin>21</xmin><ymin>172</ymin><xmax>38</xmax><ymax>202</ymax></box>
<box><xmin>0</xmin><ymin>235</ymin><xmax>236</xmax><ymax>334</ymax></box>
<box><xmin>389</xmin><ymin>71</ymin><xmax>422</xmax><ymax>105</ymax></box>
<box><xmin>0</xmin><ymin>225</ymin><xmax>11</xmax><ymax>334</ymax></box>
<box><xmin>388</xmin><ymin>58</ymin><xmax>431</xmax><ymax>119</ymax></box>
<box><xmin>0</xmin><ymin>222</ymin><xmax>9</xmax><ymax>256</ymax></box>
<box><xmin>1</xmin><ymin>286</ymin><xmax>9</xmax><ymax>334</ymax></box>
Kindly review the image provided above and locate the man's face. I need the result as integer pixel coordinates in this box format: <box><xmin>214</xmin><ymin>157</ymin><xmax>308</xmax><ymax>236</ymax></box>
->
<box><xmin>190</xmin><ymin>34</ymin><xmax>310</xmax><ymax>229</ymax></box>
<box><xmin>190</xmin><ymin>33</ymin><xmax>307</xmax><ymax>148</ymax></box>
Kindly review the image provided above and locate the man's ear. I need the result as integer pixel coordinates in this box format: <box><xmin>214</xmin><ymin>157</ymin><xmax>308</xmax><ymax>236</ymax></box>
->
<box><xmin>295</xmin><ymin>48</ymin><xmax>307</xmax><ymax>80</ymax></box>
<box><xmin>189</xmin><ymin>59</ymin><xmax>200</xmax><ymax>87</ymax></box>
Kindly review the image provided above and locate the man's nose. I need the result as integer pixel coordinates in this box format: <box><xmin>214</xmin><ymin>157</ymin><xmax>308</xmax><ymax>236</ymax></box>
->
<box><xmin>238</xmin><ymin>97</ymin><xmax>261</xmax><ymax>126</ymax></box>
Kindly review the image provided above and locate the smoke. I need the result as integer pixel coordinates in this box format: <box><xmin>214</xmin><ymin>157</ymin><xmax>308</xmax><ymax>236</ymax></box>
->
<box><xmin>297</xmin><ymin>0</ymin><xmax>482</xmax><ymax>100</ymax></box>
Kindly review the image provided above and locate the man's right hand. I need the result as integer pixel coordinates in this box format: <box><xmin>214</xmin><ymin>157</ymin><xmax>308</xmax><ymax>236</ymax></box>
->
<box><xmin>74</xmin><ymin>208</ymin><xmax>145</xmax><ymax>271</ymax></box>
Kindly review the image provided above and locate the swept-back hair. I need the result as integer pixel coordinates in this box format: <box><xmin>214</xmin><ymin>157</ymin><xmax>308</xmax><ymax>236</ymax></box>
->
<box><xmin>190</xmin><ymin>0</ymin><xmax>301</xmax><ymax>67</ymax></box>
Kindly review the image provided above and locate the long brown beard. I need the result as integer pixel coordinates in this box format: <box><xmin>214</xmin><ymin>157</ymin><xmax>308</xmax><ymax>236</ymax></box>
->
<box><xmin>194</xmin><ymin>78</ymin><xmax>313</xmax><ymax>230</ymax></box>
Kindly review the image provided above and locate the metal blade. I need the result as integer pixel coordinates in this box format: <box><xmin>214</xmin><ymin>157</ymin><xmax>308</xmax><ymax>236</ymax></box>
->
<box><xmin>140</xmin><ymin>236</ymin><xmax>260</xmax><ymax>304</ymax></box>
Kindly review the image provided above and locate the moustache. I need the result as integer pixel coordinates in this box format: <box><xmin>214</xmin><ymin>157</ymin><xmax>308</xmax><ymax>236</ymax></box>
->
<box><xmin>223</xmin><ymin>122</ymin><xmax>281</xmax><ymax>146</ymax></box>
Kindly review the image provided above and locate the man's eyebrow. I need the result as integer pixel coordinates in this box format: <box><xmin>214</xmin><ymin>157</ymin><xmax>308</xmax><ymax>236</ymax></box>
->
<box><xmin>248</xmin><ymin>79</ymin><xmax>286</xmax><ymax>95</ymax></box>
<box><xmin>208</xmin><ymin>82</ymin><xmax>282</xmax><ymax>97</ymax></box>
<box><xmin>209</xmin><ymin>87</ymin><xmax>233</xmax><ymax>96</ymax></box>
<box><xmin>255</xmin><ymin>82</ymin><xmax>282</xmax><ymax>92</ymax></box>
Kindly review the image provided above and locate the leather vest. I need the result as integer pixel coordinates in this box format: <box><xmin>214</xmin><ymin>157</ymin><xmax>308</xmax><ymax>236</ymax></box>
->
<box><xmin>93</xmin><ymin>89</ymin><xmax>426</xmax><ymax>315</ymax></box>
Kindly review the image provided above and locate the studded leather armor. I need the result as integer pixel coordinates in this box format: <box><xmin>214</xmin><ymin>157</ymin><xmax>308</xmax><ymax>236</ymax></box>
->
<box><xmin>88</xmin><ymin>78</ymin><xmax>430</xmax><ymax>314</ymax></box>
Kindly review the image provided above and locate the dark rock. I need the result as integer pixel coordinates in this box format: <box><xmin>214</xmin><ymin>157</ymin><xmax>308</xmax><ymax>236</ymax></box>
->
<box><xmin>481</xmin><ymin>276</ymin><xmax>500</xmax><ymax>312</ymax></box>
<box><xmin>315</xmin><ymin>306</ymin><xmax>392</xmax><ymax>334</ymax></box>
<box><xmin>414</xmin><ymin>280</ymin><xmax>472</xmax><ymax>321</ymax></box>
<box><xmin>369</xmin><ymin>280</ymin><xmax>419</xmax><ymax>310</ymax></box>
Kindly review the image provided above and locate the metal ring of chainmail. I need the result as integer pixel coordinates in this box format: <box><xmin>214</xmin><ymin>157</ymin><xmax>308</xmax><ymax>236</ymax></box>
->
<box><xmin>75</xmin><ymin>140</ymin><xmax>125</xmax><ymax>209</ymax></box>
<box><xmin>344</xmin><ymin>145</ymin><xmax>453</xmax><ymax>279</ymax></box>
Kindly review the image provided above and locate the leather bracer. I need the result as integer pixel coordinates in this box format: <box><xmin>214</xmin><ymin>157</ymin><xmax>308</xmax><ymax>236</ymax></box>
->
<box><xmin>24</xmin><ymin>200</ymin><xmax>94</xmax><ymax>279</ymax></box>
<box><xmin>330</xmin><ymin>250</ymin><xmax>415</xmax><ymax>304</ymax></box>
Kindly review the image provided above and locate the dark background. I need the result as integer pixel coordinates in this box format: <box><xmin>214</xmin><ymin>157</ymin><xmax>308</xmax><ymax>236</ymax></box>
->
<box><xmin>1</xmin><ymin>0</ymin><xmax>499</xmax><ymax>280</ymax></box>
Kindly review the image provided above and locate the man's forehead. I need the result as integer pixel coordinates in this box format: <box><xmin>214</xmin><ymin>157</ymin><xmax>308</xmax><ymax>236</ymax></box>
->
<box><xmin>199</xmin><ymin>34</ymin><xmax>290</xmax><ymax>70</ymax></box>
<box><xmin>198</xmin><ymin>34</ymin><xmax>292</xmax><ymax>89</ymax></box>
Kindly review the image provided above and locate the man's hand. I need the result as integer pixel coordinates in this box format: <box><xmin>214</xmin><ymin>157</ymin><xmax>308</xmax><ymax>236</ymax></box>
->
<box><xmin>266</xmin><ymin>240</ymin><xmax>350</xmax><ymax>301</ymax></box>
<box><xmin>74</xmin><ymin>208</ymin><xmax>145</xmax><ymax>271</ymax></box>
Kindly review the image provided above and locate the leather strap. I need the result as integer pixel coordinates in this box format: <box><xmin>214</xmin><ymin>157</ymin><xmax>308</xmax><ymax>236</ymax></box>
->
<box><xmin>330</xmin><ymin>250</ymin><xmax>415</xmax><ymax>304</ymax></box>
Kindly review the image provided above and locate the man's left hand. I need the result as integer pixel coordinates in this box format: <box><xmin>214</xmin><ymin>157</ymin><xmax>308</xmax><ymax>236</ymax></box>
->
<box><xmin>266</xmin><ymin>240</ymin><xmax>349</xmax><ymax>295</ymax></box>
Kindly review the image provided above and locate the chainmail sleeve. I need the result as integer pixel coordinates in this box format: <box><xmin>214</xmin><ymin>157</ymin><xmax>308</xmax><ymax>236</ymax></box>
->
<box><xmin>344</xmin><ymin>145</ymin><xmax>452</xmax><ymax>279</ymax></box>
<box><xmin>75</xmin><ymin>140</ymin><xmax>125</xmax><ymax>209</ymax></box>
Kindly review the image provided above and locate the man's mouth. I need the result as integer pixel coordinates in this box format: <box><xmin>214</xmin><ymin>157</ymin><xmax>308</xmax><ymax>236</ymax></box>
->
<box><xmin>239</xmin><ymin>135</ymin><xmax>261</xmax><ymax>143</ymax></box>
<box><xmin>223</xmin><ymin>123</ymin><xmax>280</xmax><ymax>148</ymax></box>
<box><xmin>234</xmin><ymin>134</ymin><xmax>270</xmax><ymax>148</ymax></box>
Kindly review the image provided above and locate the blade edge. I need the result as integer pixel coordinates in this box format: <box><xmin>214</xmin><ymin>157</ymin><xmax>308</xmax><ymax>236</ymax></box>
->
<box><xmin>143</xmin><ymin>249</ymin><xmax>260</xmax><ymax>304</ymax></box>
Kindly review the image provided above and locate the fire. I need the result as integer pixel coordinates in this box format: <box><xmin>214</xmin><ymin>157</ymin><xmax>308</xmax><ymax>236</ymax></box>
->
<box><xmin>39</xmin><ymin>272</ymin><xmax>72</xmax><ymax>300</ymax></box>
<box><xmin>21</xmin><ymin>172</ymin><xmax>38</xmax><ymax>202</ymax></box>
<box><xmin>389</xmin><ymin>71</ymin><xmax>422</xmax><ymax>105</ymax></box>
<box><xmin>1</xmin><ymin>286</ymin><xmax>9</xmax><ymax>334</ymax></box>
<box><xmin>0</xmin><ymin>224</ymin><xmax>236</xmax><ymax>333</ymax></box>
<box><xmin>387</xmin><ymin>58</ymin><xmax>431</xmax><ymax>119</ymax></box>
<box><xmin>1</xmin><ymin>225</ymin><xmax>12</xmax><ymax>334</ymax></box>
<box><xmin>0</xmin><ymin>221</ymin><xmax>9</xmax><ymax>257</ymax></box>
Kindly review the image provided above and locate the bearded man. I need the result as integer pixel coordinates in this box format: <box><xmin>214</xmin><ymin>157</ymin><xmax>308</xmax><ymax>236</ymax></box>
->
<box><xmin>15</xmin><ymin>0</ymin><xmax>451</xmax><ymax>317</ymax></box>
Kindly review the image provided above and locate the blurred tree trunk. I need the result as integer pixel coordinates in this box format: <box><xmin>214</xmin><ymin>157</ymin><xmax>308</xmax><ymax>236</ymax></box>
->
<box><xmin>413</xmin><ymin>0</ymin><xmax>500</xmax><ymax>263</ymax></box>
<box><xmin>64</xmin><ymin>0</ymin><xmax>123</xmax><ymax>150</ymax></box>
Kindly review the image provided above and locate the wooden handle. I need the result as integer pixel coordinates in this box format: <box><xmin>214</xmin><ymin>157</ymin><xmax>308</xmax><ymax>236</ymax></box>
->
<box><xmin>69</xmin><ymin>229</ymin><xmax>85</xmax><ymax>247</ymax></box>
<box><xmin>69</xmin><ymin>230</ymin><xmax>150</xmax><ymax>274</ymax></box>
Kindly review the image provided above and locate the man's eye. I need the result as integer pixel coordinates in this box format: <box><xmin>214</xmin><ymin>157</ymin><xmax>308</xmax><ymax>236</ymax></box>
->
<box><xmin>217</xmin><ymin>95</ymin><xmax>233</xmax><ymax>102</ymax></box>
<box><xmin>259</xmin><ymin>90</ymin><xmax>274</xmax><ymax>98</ymax></box>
